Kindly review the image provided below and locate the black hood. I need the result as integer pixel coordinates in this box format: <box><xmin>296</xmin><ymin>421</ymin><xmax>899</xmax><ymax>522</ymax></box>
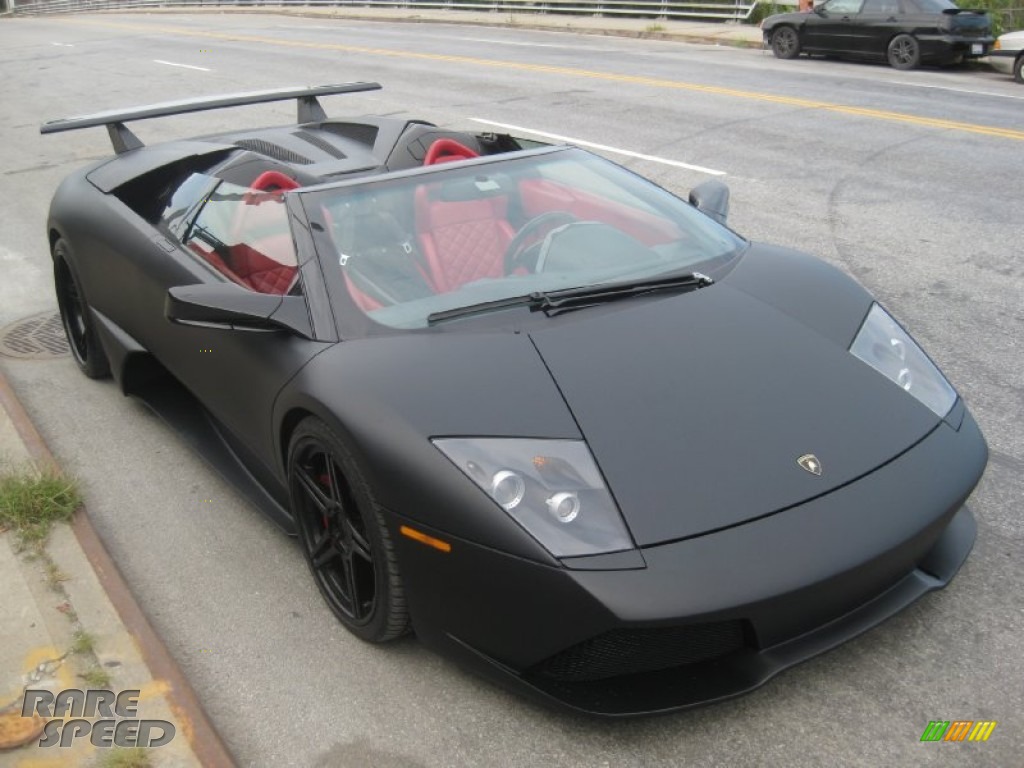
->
<box><xmin>529</xmin><ymin>270</ymin><xmax>941</xmax><ymax>547</ymax></box>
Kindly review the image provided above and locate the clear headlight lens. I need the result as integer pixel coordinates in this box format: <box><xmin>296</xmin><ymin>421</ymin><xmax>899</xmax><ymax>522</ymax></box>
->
<box><xmin>432</xmin><ymin>438</ymin><xmax>633</xmax><ymax>558</ymax></box>
<box><xmin>850</xmin><ymin>303</ymin><xmax>956</xmax><ymax>418</ymax></box>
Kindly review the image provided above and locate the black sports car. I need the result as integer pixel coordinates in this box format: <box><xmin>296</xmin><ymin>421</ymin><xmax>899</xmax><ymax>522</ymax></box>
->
<box><xmin>42</xmin><ymin>83</ymin><xmax>987</xmax><ymax>716</ymax></box>
<box><xmin>763</xmin><ymin>0</ymin><xmax>993</xmax><ymax>70</ymax></box>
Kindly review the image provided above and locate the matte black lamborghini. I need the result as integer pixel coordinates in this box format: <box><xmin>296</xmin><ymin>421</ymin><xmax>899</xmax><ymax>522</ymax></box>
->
<box><xmin>42</xmin><ymin>83</ymin><xmax>987</xmax><ymax>716</ymax></box>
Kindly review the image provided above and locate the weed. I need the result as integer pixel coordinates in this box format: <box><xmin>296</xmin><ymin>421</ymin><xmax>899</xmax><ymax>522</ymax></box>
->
<box><xmin>0</xmin><ymin>467</ymin><xmax>80</xmax><ymax>546</ymax></box>
<box><xmin>96</xmin><ymin>746</ymin><xmax>154</xmax><ymax>768</ymax></box>
<box><xmin>80</xmin><ymin>667</ymin><xmax>111</xmax><ymax>688</ymax></box>
<box><xmin>70</xmin><ymin>629</ymin><xmax>96</xmax><ymax>656</ymax></box>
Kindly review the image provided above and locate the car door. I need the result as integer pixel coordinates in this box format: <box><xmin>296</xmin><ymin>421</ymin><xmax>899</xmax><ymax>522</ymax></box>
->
<box><xmin>146</xmin><ymin>173</ymin><xmax>333</xmax><ymax>473</ymax></box>
<box><xmin>803</xmin><ymin>0</ymin><xmax>867</xmax><ymax>54</ymax></box>
<box><xmin>857</xmin><ymin>0</ymin><xmax>904</xmax><ymax>57</ymax></box>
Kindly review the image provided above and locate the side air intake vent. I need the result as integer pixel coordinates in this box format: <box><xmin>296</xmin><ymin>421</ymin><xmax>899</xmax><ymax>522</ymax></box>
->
<box><xmin>233</xmin><ymin>139</ymin><xmax>312</xmax><ymax>165</ymax></box>
<box><xmin>293</xmin><ymin>130</ymin><xmax>347</xmax><ymax>159</ymax></box>
<box><xmin>320</xmin><ymin>122</ymin><xmax>380</xmax><ymax>147</ymax></box>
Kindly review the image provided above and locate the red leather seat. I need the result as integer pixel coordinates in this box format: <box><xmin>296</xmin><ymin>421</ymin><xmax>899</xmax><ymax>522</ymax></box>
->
<box><xmin>415</xmin><ymin>138</ymin><xmax>514</xmax><ymax>293</ymax></box>
<box><xmin>415</xmin><ymin>190</ymin><xmax>515</xmax><ymax>293</ymax></box>
<box><xmin>229</xmin><ymin>240</ymin><xmax>299</xmax><ymax>295</ymax></box>
<box><xmin>423</xmin><ymin>138</ymin><xmax>480</xmax><ymax>165</ymax></box>
<box><xmin>227</xmin><ymin>171</ymin><xmax>301</xmax><ymax>294</ymax></box>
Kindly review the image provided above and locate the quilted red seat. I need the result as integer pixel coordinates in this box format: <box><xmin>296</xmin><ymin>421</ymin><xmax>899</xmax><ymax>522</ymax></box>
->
<box><xmin>415</xmin><ymin>192</ymin><xmax>515</xmax><ymax>293</ymax></box>
<box><xmin>228</xmin><ymin>238</ymin><xmax>298</xmax><ymax>295</ymax></box>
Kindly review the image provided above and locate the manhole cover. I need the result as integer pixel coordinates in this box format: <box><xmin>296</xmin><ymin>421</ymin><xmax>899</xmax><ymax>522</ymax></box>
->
<box><xmin>0</xmin><ymin>312</ymin><xmax>69</xmax><ymax>360</ymax></box>
<box><xmin>0</xmin><ymin>709</ymin><xmax>45</xmax><ymax>750</ymax></box>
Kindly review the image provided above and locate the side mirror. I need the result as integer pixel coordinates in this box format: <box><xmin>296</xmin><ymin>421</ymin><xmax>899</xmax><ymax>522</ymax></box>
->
<box><xmin>165</xmin><ymin>284</ymin><xmax>312</xmax><ymax>338</ymax></box>
<box><xmin>688</xmin><ymin>180</ymin><xmax>730</xmax><ymax>226</ymax></box>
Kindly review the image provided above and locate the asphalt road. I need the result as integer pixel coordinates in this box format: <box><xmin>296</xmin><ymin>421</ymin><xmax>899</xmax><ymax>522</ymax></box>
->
<box><xmin>1</xmin><ymin>11</ymin><xmax>1022</xmax><ymax>767</ymax></box>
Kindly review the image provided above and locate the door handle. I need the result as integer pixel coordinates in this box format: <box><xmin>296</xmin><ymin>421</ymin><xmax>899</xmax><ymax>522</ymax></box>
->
<box><xmin>153</xmin><ymin>236</ymin><xmax>176</xmax><ymax>253</ymax></box>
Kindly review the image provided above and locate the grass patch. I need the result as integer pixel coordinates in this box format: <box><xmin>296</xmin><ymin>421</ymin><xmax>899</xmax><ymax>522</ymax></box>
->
<box><xmin>70</xmin><ymin>629</ymin><xmax>96</xmax><ymax>656</ymax></box>
<box><xmin>46</xmin><ymin>560</ymin><xmax>70</xmax><ymax>590</ymax></box>
<box><xmin>644</xmin><ymin>22</ymin><xmax>666</xmax><ymax>33</ymax></box>
<box><xmin>80</xmin><ymin>666</ymin><xmax>111</xmax><ymax>688</ymax></box>
<box><xmin>95</xmin><ymin>747</ymin><xmax>154</xmax><ymax>768</ymax></box>
<box><xmin>0</xmin><ymin>467</ymin><xmax>80</xmax><ymax>546</ymax></box>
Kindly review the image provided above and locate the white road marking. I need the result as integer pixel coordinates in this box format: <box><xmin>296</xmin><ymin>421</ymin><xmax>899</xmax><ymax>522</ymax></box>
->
<box><xmin>153</xmin><ymin>59</ymin><xmax>211</xmax><ymax>72</ymax></box>
<box><xmin>889</xmin><ymin>80</ymin><xmax>1024</xmax><ymax>101</ymax></box>
<box><xmin>51</xmin><ymin>42</ymin><xmax>75</xmax><ymax>47</ymax></box>
<box><xmin>469</xmin><ymin>118</ymin><xmax>726</xmax><ymax>176</ymax></box>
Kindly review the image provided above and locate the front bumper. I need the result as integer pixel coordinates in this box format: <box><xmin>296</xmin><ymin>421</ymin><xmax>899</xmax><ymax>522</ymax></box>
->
<box><xmin>987</xmin><ymin>49</ymin><xmax>1019</xmax><ymax>75</ymax></box>
<box><xmin>393</xmin><ymin>408</ymin><xmax>986</xmax><ymax>716</ymax></box>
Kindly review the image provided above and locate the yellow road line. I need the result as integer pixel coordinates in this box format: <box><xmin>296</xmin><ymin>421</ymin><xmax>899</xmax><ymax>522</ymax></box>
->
<box><xmin>62</xmin><ymin>17</ymin><xmax>1024</xmax><ymax>142</ymax></box>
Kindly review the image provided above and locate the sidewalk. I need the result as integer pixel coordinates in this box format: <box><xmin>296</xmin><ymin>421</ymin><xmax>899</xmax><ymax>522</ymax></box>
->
<box><xmin>113</xmin><ymin>4</ymin><xmax>768</xmax><ymax>48</ymax></box>
<box><xmin>0</xmin><ymin>371</ymin><xmax>233</xmax><ymax>767</ymax></box>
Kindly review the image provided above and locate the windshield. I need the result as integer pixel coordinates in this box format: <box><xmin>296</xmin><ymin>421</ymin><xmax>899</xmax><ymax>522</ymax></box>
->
<box><xmin>904</xmin><ymin>0</ymin><xmax>957</xmax><ymax>10</ymax></box>
<box><xmin>302</xmin><ymin>148</ymin><xmax>744</xmax><ymax>330</ymax></box>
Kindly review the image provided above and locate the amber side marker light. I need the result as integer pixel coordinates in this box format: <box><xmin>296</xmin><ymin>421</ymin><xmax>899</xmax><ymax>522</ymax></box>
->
<box><xmin>400</xmin><ymin>525</ymin><xmax>452</xmax><ymax>553</ymax></box>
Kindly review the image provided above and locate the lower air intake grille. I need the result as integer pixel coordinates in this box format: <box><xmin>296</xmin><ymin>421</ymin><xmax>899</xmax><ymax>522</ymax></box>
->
<box><xmin>534</xmin><ymin>621</ymin><xmax>746</xmax><ymax>682</ymax></box>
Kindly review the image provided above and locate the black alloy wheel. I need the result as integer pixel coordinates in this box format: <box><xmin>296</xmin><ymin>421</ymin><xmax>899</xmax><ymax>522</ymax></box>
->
<box><xmin>288</xmin><ymin>418</ymin><xmax>408</xmax><ymax>642</ymax></box>
<box><xmin>771</xmin><ymin>27</ymin><xmax>801</xmax><ymax>60</ymax></box>
<box><xmin>888</xmin><ymin>34</ymin><xmax>921</xmax><ymax>70</ymax></box>
<box><xmin>53</xmin><ymin>240</ymin><xmax>110</xmax><ymax>379</ymax></box>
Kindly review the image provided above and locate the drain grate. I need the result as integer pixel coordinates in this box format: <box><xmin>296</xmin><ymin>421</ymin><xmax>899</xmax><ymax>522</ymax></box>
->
<box><xmin>0</xmin><ymin>311</ymin><xmax>70</xmax><ymax>360</ymax></box>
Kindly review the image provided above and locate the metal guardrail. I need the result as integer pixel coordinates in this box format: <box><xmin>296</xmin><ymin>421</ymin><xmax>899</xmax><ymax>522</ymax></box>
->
<box><xmin>7</xmin><ymin>0</ymin><xmax>763</xmax><ymax>23</ymax></box>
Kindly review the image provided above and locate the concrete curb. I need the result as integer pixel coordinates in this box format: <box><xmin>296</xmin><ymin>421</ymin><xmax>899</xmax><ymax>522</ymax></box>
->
<box><xmin>0</xmin><ymin>369</ymin><xmax>236</xmax><ymax>768</ymax></box>
<box><xmin>77</xmin><ymin>5</ymin><xmax>768</xmax><ymax>49</ymax></box>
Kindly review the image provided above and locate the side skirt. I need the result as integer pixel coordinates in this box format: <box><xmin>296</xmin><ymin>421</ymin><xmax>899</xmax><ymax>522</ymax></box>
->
<box><xmin>132</xmin><ymin>378</ymin><xmax>296</xmax><ymax>535</ymax></box>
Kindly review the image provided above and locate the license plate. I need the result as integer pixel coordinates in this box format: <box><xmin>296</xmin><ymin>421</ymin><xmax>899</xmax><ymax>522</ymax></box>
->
<box><xmin>971</xmin><ymin>44</ymin><xmax>983</xmax><ymax>55</ymax></box>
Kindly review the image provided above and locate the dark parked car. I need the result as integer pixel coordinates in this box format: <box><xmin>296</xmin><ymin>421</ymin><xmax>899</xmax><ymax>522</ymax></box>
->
<box><xmin>763</xmin><ymin>0</ymin><xmax>993</xmax><ymax>70</ymax></box>
<box><xmin>41</xmin><ymin>84</ymin><xmax>987</xmax><ymax>716</ymax></box>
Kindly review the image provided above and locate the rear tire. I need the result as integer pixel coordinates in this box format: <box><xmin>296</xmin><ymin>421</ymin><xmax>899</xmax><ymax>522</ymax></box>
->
<box><xmin>1014</xmin><ymin>54</ymin><xmax>1023</xmax><ymax>84</ymax></box>
<box><xmin>53</xmin><ymin>240</ymin><xmax>110</xmax><ymax>380</ymax></box>
<box><xmin>771</xmin><ymin>26</ymin><xmax>801</xmax><ymax>60</ymax></box>
<box><xmin>887</xmin><ymin>34</ymin><xmax>920</xmax><ymax>70</ymax></box>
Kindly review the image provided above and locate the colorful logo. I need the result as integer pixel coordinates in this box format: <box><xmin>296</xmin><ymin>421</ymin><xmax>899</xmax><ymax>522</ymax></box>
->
<box><xmin>920</xmin><ymin>720</ymin><xmax>997</xmax><ymax>742</ymax></box>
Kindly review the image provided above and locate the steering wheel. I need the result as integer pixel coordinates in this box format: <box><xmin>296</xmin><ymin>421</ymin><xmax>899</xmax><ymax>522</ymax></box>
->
<box><xmin>504</xmin><ymin>211</ymin><xmax>579</xmax><ymax>274</ymax></box>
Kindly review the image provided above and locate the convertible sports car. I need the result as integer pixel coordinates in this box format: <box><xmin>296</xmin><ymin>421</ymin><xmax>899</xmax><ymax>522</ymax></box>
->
<box><xmin>42</xmin><ymin>83</ymin><xmax>987</xmax><ymax>716</ymax></box>
<box><xmin>762</xmin><ymin>0</ymin><xmax>993</xmax><ymax>70</ymax></box>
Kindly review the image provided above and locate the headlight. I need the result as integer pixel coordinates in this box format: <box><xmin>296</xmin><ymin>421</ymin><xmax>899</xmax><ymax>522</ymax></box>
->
<box><xmin>849</xmin><ymin>303</ymin><xmax>956</xmax><ymax>417</ymax></box>
<box><xmin>432</xmin><ymin>438</ymin><xmax>633</xmax><ymax>558</ymax></box>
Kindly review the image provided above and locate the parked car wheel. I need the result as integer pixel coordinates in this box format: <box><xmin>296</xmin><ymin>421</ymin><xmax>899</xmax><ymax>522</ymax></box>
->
<box><xmin>288</xmin><ymin>417</ymin><xmax>409</xmax><ymax>643</ymax></box>
<box><xmin>1015</xmin><ymin>53</ymin><xmax>1023</xmax><ymax>83</ymax></box>
<box><xmin>53</xmin><ymin>240</ymin><xmax>111</xmax><ymax>379</ymax></box>
<box><xmin>771</xmin><ymin>26</ymin><xmax>801</xmax><ymax>60</ymax></box>
<box><xmin>888</xmin><ymin>34</ymin><xmax>920</xmax><ymax>70</ymax></box>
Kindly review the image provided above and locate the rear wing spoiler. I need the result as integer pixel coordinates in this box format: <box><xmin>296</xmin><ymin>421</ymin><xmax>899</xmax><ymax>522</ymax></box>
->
<box><xmin>39</xmin><ymin>82</ymin><xmax>382</xmax><ymax>154</ymax></box>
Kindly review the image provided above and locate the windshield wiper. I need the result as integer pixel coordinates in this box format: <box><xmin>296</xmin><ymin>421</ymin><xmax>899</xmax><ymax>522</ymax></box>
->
<box><xmin>427</xmin><ymin>294</ymin><xmax>538</xmax><ymax>326</ymax></box>
<box><xmin>426</xmin><ymin>272</ymin><xmax>713</xmax><ymax>325</ymax></box>
<box><xmin>529</xmin><ymin>272</ymin><xmax>713</xmax><ymax>316</ymax></box>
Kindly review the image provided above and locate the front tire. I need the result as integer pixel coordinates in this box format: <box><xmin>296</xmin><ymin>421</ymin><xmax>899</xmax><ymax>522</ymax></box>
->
<box><xmin>771</xmin><ymin>26</ymin><xmax>801</xmax><ymax>60</ymax></box>
<box><xmin>887</xmin><ymin>34</ymin><xmax>920</xmax><ymax>70</ymax></box>
<box><xmin>287</xmin><ymin>417</ymin><xmax>408</xmax><ymax>643</ymax></box>
<box><xmin>53</xmin><ymin>240</ymin><xmax>110</xmax><ymax>379</ymax></box>
<box><xmin>1014</xmin><ymin>54</ymin><xmax>1023</xmax><ymax>84</ymax></box>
